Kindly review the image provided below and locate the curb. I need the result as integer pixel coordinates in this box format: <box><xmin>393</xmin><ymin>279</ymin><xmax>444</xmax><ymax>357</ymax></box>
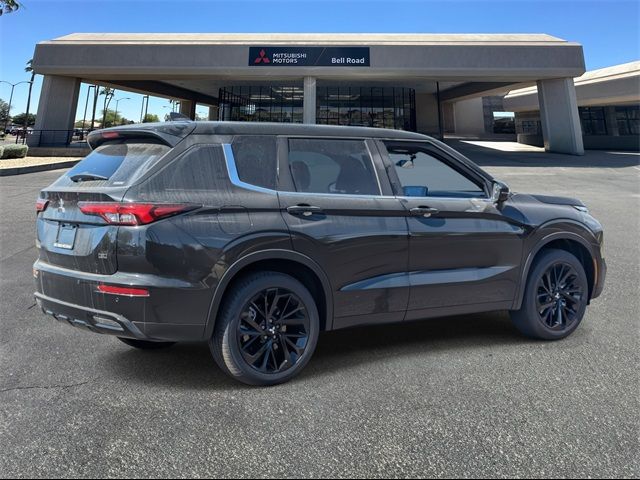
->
<box><xmin>0</xmin><ymin>160</ymin><xmax>80</xmax><ymax>176</ymax></box>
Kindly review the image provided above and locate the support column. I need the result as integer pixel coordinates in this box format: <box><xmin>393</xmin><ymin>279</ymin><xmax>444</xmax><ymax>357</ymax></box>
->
<box><xmin>303</xmin><ymin>77</ymin><xmax>316</xmax><ymax>124</ymax></box>
<box><xmin>29</xmin><ymin>75</ymin><xmax>81</xmax><ymax>147</ymax></box>
<box><xmin>208</xmin><ymin>105</ymin><xmax>218</xmax><ymax>121</ymax></box>
<box><xmin>179</xmin><ymin>100</ymin><xmax>196</xmax><ymax>120</ymax></box>
<box><xmin>537</xmin><ymin>78</ymin><xmax>584</xmax><ymax>155</ymax></box>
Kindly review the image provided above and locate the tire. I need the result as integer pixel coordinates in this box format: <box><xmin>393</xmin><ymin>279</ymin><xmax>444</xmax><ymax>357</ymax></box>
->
<box><xmin>510</xmin><ymin>249</ymin><xmax>589</xmax><ymax>340</ymax></box>
<box><xmin>210</xmin><ymin>271</ymin><xmax>320</xmax><ymax>386</ymax></box>
<box><xmin>117</xmin><ymin>337</ymin><xmax>176</xmax><ymax>350</ymax></box>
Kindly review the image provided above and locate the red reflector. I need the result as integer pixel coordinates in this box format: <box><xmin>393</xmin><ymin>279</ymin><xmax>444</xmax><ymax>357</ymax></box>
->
<box><xmin>97</xmin><ymin>284</ymin><xmax>150</xmax><ymax>297</ymax></box>
<box><xmin>36</xmin><ymin>199</ymin><xmax>49</xmax><ymax>213</ymax></box>
<box><xmin>101</xmin><ymin>131</ymin><xmax>120</xmax><ymax>139</ymax></box>
<box><xmin>78</xmin><ymin>202</ymin><xmax>194</xmax><ymax>225</ymax></box>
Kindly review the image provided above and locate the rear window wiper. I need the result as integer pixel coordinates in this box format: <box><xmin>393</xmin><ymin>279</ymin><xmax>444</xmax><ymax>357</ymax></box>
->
<box><xmin>69</xmin><ymin>172</ymin><xmax>110</xmax><ymax>182</ymax></box>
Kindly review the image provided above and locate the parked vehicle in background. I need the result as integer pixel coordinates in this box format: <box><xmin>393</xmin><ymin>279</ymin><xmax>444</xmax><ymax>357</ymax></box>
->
<box><xmin>33</xmin><ymin>122</ymin><xmax>606</xmax><ymax>386</ymax></box>
<box><xmin>15</xmin><ymin>127</ymin><xmax>33</xmax><ymax>138</ymax></box>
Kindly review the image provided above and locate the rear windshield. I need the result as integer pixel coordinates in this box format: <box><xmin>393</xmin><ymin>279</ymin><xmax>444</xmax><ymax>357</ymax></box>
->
<box><xmin>59</xmin><ymin>141</ymin><xmax>170</xmax><ymax>187</ymax></box>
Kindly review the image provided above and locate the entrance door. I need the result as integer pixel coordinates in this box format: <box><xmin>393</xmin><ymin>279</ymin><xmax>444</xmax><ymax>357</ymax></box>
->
<box><xmin>277</xmin><ymin>136</ymin><xmax>410</xmax><ymax>329</ymax></box>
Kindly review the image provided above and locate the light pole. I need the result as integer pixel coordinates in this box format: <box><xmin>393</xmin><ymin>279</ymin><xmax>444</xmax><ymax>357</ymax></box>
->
<box><xmin>140</xmin><ymin>95</ymin><xmax>149</xmax><ymax>123</ymax></box>
<box><xmin>113</xmin><ymin>97</ymin><xmax>130</xmax><ymax>126</ymax></box>
<box><xmin>0</xmin><ymin>80</ymin><xmax>32</xmax><ymax>133</ymax></box>
<box><xmin>81</xmin><ymin>85</ymin><xmax>96</xmax><ymax>138</ymax></box>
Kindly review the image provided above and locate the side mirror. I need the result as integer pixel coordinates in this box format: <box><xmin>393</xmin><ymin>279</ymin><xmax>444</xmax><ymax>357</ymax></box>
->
<box><xmin>491</xmin><ymin>181</ymin><xmax>510</xmax><ymax>203</ymax></box>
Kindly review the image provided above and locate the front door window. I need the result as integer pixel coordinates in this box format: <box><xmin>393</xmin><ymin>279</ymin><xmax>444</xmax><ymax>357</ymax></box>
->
<box><xmin>387</xmin><ymin>145</ymin><xmax>486</xmax><ymax>198</ymax></box>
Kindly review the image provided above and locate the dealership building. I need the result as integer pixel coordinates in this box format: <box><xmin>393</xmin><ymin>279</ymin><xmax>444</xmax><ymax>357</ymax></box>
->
<box><xmin>504</xmin><ymin>61</ymin><xmax>640</xmax><ymax>151</ymax></box>
<box><xmin>31</xmin><ymin>33</ymin><xmax>590</xmax><ymax>154</ymax></box>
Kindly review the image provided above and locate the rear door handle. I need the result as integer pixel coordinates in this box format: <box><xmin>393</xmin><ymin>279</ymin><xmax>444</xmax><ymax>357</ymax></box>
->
<box><xmin>409</xmin><ymin>206</ymin><xmax>439</xmax><ymax>217</ymax></box>
<box><xmin>286</xmin><ymin>205</ymin><xmax>324</xmax><ymax>217</ymax></box>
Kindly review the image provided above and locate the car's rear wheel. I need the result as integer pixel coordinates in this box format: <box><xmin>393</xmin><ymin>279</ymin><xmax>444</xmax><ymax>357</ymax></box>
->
<box><xmin>117</xmin><ymin>337</ymin><xmax>176</xmax><ymax>349</ymax></box>
<box><xmin>210</xmin><ymin>271</ymin><xmax>319</xmax><ymax>386</ymax></box>
<box><xmin>510</xmin><ymin>249</ymin><xmax>589</xmax><ymax>340</ymax></box>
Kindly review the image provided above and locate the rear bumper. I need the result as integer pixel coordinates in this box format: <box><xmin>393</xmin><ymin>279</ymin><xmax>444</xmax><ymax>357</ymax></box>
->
<box><xmin>35</xmin><ymin>292</ymin><xmax>147</xmax><ymax>339</ymax></box>
<box><xmin>33</xmin><ymin>259</ymin><xmax>211</xmax><ymax>341</ymax></box>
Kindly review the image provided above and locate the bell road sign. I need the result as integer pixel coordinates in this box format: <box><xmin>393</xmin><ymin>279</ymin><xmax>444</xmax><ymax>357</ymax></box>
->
<box><xmin>249</xmin><ymin>47</ymin><xmax>370</xmax><ymax>67</ymax></box>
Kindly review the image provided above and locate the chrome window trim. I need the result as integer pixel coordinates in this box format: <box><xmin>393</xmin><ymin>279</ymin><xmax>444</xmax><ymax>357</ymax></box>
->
<box><xmin>222</xmin><ymin>142</ymin><xmax>490</xmax><ymax>203</ymax></box>
<box><xmin>222</xmin><ymin>143</ymin><xmax>278</xmax><ymax>195</ymax></box>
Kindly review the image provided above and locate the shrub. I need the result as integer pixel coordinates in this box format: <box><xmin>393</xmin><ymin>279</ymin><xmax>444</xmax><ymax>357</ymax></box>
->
<box><xmin>0</xmin><ymin>146</ymin><xmax>4</xmax><ymax>158</ymax></box>
<box><xmin>1</xmin><ymin>144</ymin><xmax>28</xmax><ymax>159</ymax></box>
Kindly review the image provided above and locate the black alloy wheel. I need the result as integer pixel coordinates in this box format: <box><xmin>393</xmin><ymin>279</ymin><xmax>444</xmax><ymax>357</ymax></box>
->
<box><xmin>535</xmin><ymin>262</ymin><xmax>585</xmax><ymax>331</ymax></box>
<box><xmin>210</xmin><ymin>271</ymin><xmax>320</xmax><ymax>386</ymax></box>
<box><xmin>237</xmin><ymin>288</ymin><xmax>311</xmax><ymax>374</ymax></box>
<box><xmin>510</xmin><ymin>249</ymin><xmax>589</xmax><ymax>340</ymax></box>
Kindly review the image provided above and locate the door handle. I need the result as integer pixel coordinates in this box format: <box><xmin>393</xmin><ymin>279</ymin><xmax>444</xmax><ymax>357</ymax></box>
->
<box><xmin>409</xmin><ymin>206</ymin><xmax>439</xmax><ymax>218</ymax></box>
<box><xmin>286</xmin><ymin>204</ymin><xmax>324</xmax><ymax>217</ymax></box>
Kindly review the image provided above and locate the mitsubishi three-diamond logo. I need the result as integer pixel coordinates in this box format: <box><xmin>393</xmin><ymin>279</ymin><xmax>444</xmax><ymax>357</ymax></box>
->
<box><xmin>254</xmin><ymin>49</ymin><xmax>270</xmax><ymax>64</ymax></box>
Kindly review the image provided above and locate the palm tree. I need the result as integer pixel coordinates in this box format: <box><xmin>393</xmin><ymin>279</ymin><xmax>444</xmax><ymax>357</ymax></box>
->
<box><xmin>0</xmin><ymin>0</ymin><xmax>20</xmax><ymax>16</ymax></box>
<box><xmin>100</xmin><ymin>87</ymin><xmax>115</xmax><ymax>127</ymax></box>
<box><xmin>23</xmin><ymin>59</ymin><xmax>35</xmax><ymax>132</ymax></box>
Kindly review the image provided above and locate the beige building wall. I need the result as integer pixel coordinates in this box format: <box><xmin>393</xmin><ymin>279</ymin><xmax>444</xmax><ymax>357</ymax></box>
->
<box><xmin>452</xmin><ymin>97</ymin><xmax>485</xmax><ymax>135</ymax></box>
<box><xmin>415</xmin><ymin>93</ymin><xmax>439</xmax><ymax>135</ymax></box>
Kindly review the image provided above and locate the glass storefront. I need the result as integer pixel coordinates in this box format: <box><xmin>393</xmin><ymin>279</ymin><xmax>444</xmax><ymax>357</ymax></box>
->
<box><xmin>579</xmin><ymin>106</ymin><xmax>607</xmax><ymax>135</ymax></box>
<box><xmin>616</xmin><ymin>105</ymin><xmax>639</xmax><ymax>135</ymax></box>
<box><xmin>218</xmin><ymin>85</ymin><xmax>417</xmax><ymax>131</ymax></box>
<box><xmin>218</xmin><ymin>86</ymin><xmax>304</xmax><ymax>123</ymax></box>
<box><xmin>316</xmin><ymin>86</ymin><xmax>415</xmax><ymax>130</ymax></box>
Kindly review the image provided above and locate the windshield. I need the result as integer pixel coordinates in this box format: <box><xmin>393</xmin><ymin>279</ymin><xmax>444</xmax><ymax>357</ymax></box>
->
<box><xmin>58</xmin><ymin>141</ymin><xmax>170</xmax><ymax>188</ymax></box>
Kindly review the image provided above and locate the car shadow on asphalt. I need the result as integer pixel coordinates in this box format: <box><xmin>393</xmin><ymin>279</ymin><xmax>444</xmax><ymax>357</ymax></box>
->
<box><xmin>101</xmin><ymin>310</ymin><xmax>529</xmax><ymax>390</ymax></box>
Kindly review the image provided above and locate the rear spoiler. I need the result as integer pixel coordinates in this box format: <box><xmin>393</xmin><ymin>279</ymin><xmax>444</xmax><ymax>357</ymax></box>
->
<box><xmin>87</xmin><ymin>121</ymin><xmax>196</xmax><ymax>150</ymax></box>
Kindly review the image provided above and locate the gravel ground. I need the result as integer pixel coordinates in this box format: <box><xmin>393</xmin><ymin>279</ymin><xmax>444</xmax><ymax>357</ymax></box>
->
<box><xmin>0</xmin><ymin>144</ymin><xmax>638</xmax><ymax>478</ymax></box>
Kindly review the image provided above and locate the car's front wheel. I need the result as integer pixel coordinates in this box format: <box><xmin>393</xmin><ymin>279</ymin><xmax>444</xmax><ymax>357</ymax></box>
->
<box><xmin>510</xmin><ymin>249</ymin><xmax>589</xmax><ymax>340</ymax></box>
<box><xmin>210</xmin><ymin>272</ymin><xmax>320</xmax><ymax>386</ymax></box>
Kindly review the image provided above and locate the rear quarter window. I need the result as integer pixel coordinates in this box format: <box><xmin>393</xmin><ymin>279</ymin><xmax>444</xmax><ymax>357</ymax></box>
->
<box><xmin>55</xmin><ymin>141</ymin><xmax>170</xmax><ymax>188</ymax></box>
<box><xmin>231</xmin><ymin>135</ymin><xmax>278</xmax><ymax>190</ymax></box>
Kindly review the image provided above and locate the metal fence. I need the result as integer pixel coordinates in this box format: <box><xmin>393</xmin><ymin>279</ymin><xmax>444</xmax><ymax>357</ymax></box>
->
<box><xmin>13</xmin><ymin>129</ymin><xmax>94</xmax><ymax>148</ymax></box>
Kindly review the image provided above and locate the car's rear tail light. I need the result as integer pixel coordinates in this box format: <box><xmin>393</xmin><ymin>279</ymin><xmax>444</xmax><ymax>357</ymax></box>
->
<box><xmin>78</xmin><ymin>202</ymin><xmax>196</xmax><ymax>225</ymax></box>
<box><xmin>97</xmin><ymin>284</ymin><xmax>150</xmax><ymax>297</ymax></box>
<box><xmin>101</xmin><ymin>131</ymin><xmax>120</xmax><ymax>139</ymax></box>
<box><xmin>36</xmin><ymin>199</ymin><xmax>49</xmax><ymax>213</ymax></box>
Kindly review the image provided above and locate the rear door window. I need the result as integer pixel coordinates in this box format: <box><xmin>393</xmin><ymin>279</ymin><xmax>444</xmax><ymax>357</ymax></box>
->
<box><xmin>58</xmin><ymin>141</ymin><xmax>170</xmax><ymax>187</ymax></box>
<box><xmin>286</xmin><ymin>138</ymin><xmax>380</xmax><ymax>195</ymax></box>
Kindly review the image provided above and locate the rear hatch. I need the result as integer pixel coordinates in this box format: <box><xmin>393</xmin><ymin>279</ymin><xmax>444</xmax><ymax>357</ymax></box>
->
<box><xmin>36</xmin><ymin>124</ymin><xmax>192</xmax><ymax>274</ymax></box>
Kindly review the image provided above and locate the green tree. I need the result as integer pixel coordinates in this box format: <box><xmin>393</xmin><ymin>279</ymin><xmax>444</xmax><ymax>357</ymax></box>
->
<box><xmin>101</xmin><ymin>109</ymin><xmax>128</xmax><ymax>128</ymax></box>
<box><xmin>0</xmin><ymin>0</ymin><xmax>20</xmax><ymax>15</ymax></box>
<box><xmin>142</xmin><ymin>113</ymin><xmax>160</xmax><ymax>123</ymax></box>
<box><xmin>11</xmin><ymin>112</ymin><xmax>36</xmax><ymax>126</ymax></box>
<box><xmin>0</xmin><ymin>98</ymin><xmax>9</xmax><ymax>126</ymax></box>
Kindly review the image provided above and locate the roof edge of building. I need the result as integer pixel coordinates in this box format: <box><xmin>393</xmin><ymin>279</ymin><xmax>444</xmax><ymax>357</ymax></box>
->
<box><xmin>42</xmin><ymin>32</ymin><xmax>575</xmax><ymax>46</ymax></box>
<box><xmin>505</xmin><ymin>61</ymin><xmax>640</xmax><ymax>98</ymax></box>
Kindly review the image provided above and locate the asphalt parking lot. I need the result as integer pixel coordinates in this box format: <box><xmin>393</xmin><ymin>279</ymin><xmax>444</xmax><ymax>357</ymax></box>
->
<box><xmin>1</xmin><ymin>142</ymin><xmax>638</xmax><ymax>478</ymax></box>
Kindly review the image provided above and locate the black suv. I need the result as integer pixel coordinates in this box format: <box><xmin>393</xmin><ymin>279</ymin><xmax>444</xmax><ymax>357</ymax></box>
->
<box><xmin>34</xmin><ymin>122</ymin><xmax>606</xmax><ymax>386</ymax></box>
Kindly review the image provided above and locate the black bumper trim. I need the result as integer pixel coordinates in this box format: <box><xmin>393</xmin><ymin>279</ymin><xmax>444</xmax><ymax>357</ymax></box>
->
<box><xmin>34</xmin><ymin>292</ymin><xmax>147</xmax><ymax>339</ymax></box>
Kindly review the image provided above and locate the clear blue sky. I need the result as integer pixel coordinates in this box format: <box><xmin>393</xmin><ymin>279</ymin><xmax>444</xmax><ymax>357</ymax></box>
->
<box><xmin>1</xmin><ymin>0</ymin><xmax>638</xmax><ymax>123</ymax></box>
